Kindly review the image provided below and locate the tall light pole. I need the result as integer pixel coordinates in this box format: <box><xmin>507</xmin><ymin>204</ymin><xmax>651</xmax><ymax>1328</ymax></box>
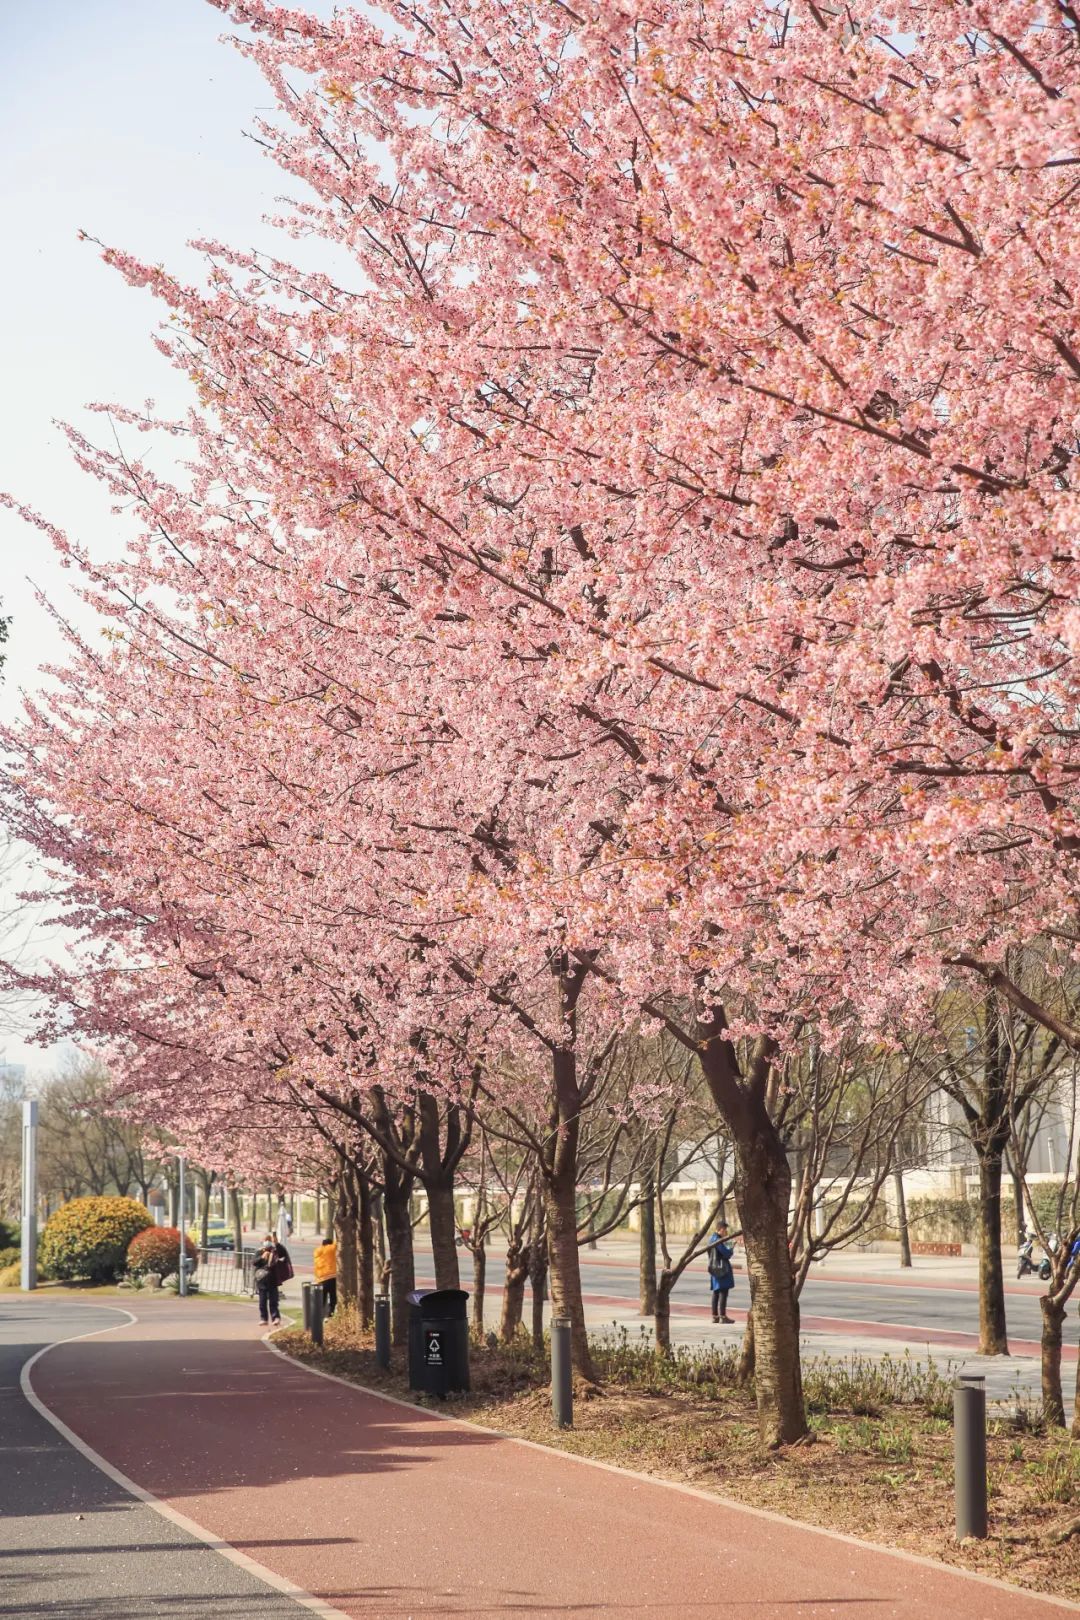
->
<box><xmin>20</xmin><ymin>1098</ymin><xmax>38</xmax><ymax>1292</ymax></box>
<box><xmin>177</xmin><ymin>1153</ymin><xmax>188</xmax><ymax>1297</ymax></box>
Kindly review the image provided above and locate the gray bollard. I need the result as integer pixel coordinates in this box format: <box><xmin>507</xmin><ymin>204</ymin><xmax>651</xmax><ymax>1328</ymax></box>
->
<box><xmin>375</xmin><ymin>1293</ymin><xmax>391</xmax><ymax>1369</ymax></box>
<box><xmin>301</xmin><ymin>1281</ymin><xmax>313</xmax><ymax>1334</ymax></box>
<box><xmin>954</xmin><ymin>1372</ymin><xmax>988</xmax><ymax>1540</ymax></box>
<box><xmin>310</xmin><ymin>1281</ymin><xmax>324</xmax><ymax>1347</ymax></box>
<box><xmin>551</xmin><ymin>1315</ymin><xmax>573</xmax><ymax>1429</ymax></box>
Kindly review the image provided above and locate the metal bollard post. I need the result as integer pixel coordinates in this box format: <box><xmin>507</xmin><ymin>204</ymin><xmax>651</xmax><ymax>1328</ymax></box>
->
<box><xmin>301</xmin><ymin>1281</ymin><xmax>313</xmax><ymax>1334</ymax></box>
<box><xmin>551</xmin><ymin>1315</ymin><xmax>573</xmax><ymax>1429</ymax></box>
<box><xmin>310</xmin><ymin>1282</ymin><xmax>324</xmax><ymax>1347</ymax></box>
<box><xmin>954</xmin><ymin>1372</ymin><xmax>987</xmax><ymax>1540</ymax></box>
<box><xmin>374</xmin><ymin>1293</ymin><xmax>391</xmax><ymax>1369</ymax></box>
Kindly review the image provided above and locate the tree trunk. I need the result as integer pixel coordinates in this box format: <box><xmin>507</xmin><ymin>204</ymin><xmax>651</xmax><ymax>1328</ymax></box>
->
<box><xmin>199</xmin><ymin>1178</ymin><xmax>211</xmax><ymax>1248</ymax></box>
<box><xmin>1073</xmin><ymin>1325</ymin><xmax>1080</xmax><ymax>1439</ymax></box>
<box><xmin>894</xmin><ymin>1171</ymin><xmax>912</xmax><ymax>1268</ymax></box>
<box><xmin>383</xmin><ymin>1166</ymin><xmax>415</xmax><ymax>1347</ymax></box>
<box><xmin>500</xmin><ymin>1240</ymin><xmax>528</xmax><ymax>1342</ymax></box>
<box><xmin>1041</xmin><ymin>1293</ymin><xmax>1067</xmax><ymax>1427</ymax></box>
<box><xmin>1011</xmin><ymin>1167</ymin><xmax>1026</xmax><ymax>1246</ymax></box>
<box><xmin>471</xmin><ymin>1243</ymin><xmax>486</xmax><ymax>1336</ymax></box>
<box><xmin>425</xmin><ymin>1179</ymin><xmax>460</xmax><ymax>1290</ymax></box>
<box><xmin>530</xmin><ymin>1242</ymin><xmax>548</xmax><ymax>1352</ymax></box>
<box><xmin>698</xmin><ymin>1032</ymin><xmax>806</xmax><ymax>1445</ymax></box>
<box><xmin>655</xmin><ymin>1272</ymin><xmax>674</xmax><ymax>1353</ymax></box>
<box><xmin>545</xmin><ymin>1163</ymin><xmax>591</xmax><ymax>1376</ymax></box>
<box><xmin>315</xmin><ymin>1185</ymin><xmax>322</xmax><ymax>1235</ymax></box>
<box><xmin>229</xmin><ymin>1187</ymin><xmax>244</xmax><ymax>1271</ymax></box>
<box><xmin>357</xmin><ymin>1166</ymin><xmax>375</xmax><ymax>1329</ymax></box>
<box><xmin>734</xmin><ymin>1129</ymin><xmax>804</xmax><ymax>1445</ymax></box>
<box><xmin>373</xmin><ymin>1190</ymin><xmax>386</xmax><ymax>1275</ymax></box>
<box><xmin>639</xmin><ymin>1169</ymin><xmax>657</xmax><ymax>1315</ymax></box>
<box><xmin>545</xmin><ymin>1043</ymin><xmax>594</xmax><ymax>1379</ymax></box>
<box><xmin>738</xmin><ymin>1308</ymin><xmax>755</xmax><ymax>1385</ymax></box>
<box><xmin>335</xmin><ymin>1168</ymin><xmax>358</xmax><ymax>1311</ymax></box>
<box><xmin>977</xmin><ymin>1149</ymin><xmax>1009</xmax><ymax>1356</ymax></box>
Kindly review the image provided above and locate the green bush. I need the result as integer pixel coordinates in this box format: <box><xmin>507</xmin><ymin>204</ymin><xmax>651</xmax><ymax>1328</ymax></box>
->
<box><xmin>39</xmin><ymin>1196</ymin><xmax>154</xmax><ymax>1283</ymax></box>
<box><xmin>126</xmin><ymin>1225</ymin><xmax>196</xmax><ymax>1281</ymax></box>
<box><xmin>0</xmin><ymin>1246</ymin><xmax>20</xmax><ymax>1270</ymax></box>
<box><xmin>0</xmin><ymin>1262</ymin><xmax>20</xmax><ymax>1290</ymax></box>
<box><xmin>906</xmin><ymin>1195</ymin><xmax>980</xmax><ymax>1245</ymax></box>
<box><xmin>907</xmin><ymin>1183</ymin><xmax>1078</xmax><ymax>1247</ymax></box>
<box><xmin>0</xmin><ymin>1218</ymin><xmax>19</xmax><ymax>1251</ymax></box>
<box><xmin>1027</xmin><ymin>1181</ymin><xmax>1078</xmax><ymax>1241</ymax></box>
<box><xmin>821</xmin><ymin>1195</ymin><xmax>895</xmax><ymax>1246</ymax></box>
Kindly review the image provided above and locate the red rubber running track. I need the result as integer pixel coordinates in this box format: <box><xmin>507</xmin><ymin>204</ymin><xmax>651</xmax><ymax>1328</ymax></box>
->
<box><xmin>29</xmin><ymin>1299</ymin><xmax>1078</xmax><ymax>1620</ymax></box>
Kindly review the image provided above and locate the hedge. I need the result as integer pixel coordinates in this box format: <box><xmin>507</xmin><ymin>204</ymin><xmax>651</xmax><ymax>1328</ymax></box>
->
<box><xmin>126</xmin><ymin>1225</ymin><xmax>197</xmax><ymax>1281</ymax></box>
<box><xmin>39</xmin><ymin>1196</ymin><xmax>154</xmax><ymax>1283</ymax></box>
<box><xmin>907</xmin><ymin>1184</ymin><xmax>1078</xmax><ymax>1246</ymax></box>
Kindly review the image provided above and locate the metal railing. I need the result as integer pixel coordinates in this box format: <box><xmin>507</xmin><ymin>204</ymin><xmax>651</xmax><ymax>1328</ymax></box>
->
<box><xmin>193</xmin><ymin>1245</ymin><xmax>258</xmax><ymax>1295</ymax></box>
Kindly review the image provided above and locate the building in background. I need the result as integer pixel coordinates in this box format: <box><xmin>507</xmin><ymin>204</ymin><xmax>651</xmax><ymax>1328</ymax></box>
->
<box><xmin>0</xmin><ymin>1059</ymin><xmax>27</xmax><ymax>1093</ymax></box>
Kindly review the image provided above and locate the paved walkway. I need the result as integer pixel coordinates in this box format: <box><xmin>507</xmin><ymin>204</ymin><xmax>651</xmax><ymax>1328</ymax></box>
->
<box><xmin>0</xmin><ymin>1298</ymin><xmax>313</xmax><ymax>1619</ymax></box>
<box><xmin>22</xmin><ymin>1295</ymin><xmax>1079</xmax><ymax>1619</ymax></box>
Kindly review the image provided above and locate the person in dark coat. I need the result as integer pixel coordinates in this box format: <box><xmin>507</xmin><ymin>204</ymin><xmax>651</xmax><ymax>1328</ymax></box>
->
<box><xmin>707</xmin><ymin>1222</ymin><xmax>735</xmax><ymax>1324</ymax></box>
<box><xmin>254</xmin><ymin>1233</ymin><xmax>292</xmax><ymax>1327</ymax></box>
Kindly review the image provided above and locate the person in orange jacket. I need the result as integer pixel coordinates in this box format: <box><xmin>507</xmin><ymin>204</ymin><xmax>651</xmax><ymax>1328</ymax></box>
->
<box><xmin>314</xmin><ymin>1233</ymin><xmax>337</xmax><ymax>1315</ymax></box>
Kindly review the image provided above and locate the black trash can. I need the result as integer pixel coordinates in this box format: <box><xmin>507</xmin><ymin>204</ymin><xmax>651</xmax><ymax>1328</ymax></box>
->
<box><xmin>406</xmin><ymin>1288</ymin><xmax>470</xmax><ymax>1396</ymax></box>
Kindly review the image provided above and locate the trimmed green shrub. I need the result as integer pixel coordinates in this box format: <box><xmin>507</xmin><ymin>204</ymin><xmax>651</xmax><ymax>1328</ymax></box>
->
<box><xmin>0</xmin><ymin>1218</ymin><xmax>18</xmax><ymax>1251</ymax></box>
<box><xmin>0</xmin><ymin>1246</ymin><xmax>20</xmax><ymax>1270</ymax></box>
<box><xmin>126</xmin><ymin>1225</ymin><xmax>196</xmax><ymax>1281</ymax></box>
<box><xmin>39</xmin><ymin>1196</ymin><xmax>153</xmax><ymax>1283</ymax></box>
<box><xmin>821</xmin><ymin>1195</ymin><xmax>896</xmax><ymax>1246</ymax></box>
<box><xmin>1027</xmin><ymin>1181</ymin><xmax>1079</xmax><ymax>1241</ymax></box>
<box><xmin>906</xmin><ymin>1195</ymin><xmax>980</xmax><ymax>1246</ymax></box>
<box><xmin>0</xmin><ymin>1262</ymin><xmax>20</xmax><ymax>1290</ymax></box>
<box><xmin>907</xmin><ymin>1184</ymin><xmax>1078</xmax><ymax>1247</ymax></box>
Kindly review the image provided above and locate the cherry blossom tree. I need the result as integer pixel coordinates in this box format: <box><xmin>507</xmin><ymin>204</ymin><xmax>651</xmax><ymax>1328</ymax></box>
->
<box><xmin>4</xmin><ymin>0</ymin><xmax>1080</xmax><ymax>1444</ymax></box>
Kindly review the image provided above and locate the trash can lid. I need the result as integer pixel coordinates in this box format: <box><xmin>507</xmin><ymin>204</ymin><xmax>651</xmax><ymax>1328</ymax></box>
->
<box><xmin>406</xmin><ymin>1287</ymin><xmax>469</xmax><ymax>1316</ymax></box>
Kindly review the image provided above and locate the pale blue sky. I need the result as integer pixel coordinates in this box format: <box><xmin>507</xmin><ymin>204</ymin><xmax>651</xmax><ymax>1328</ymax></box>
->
<box><xmin>0</xmin><ymin>0</ymin><xmax>331</xmax><ymax>1070</ymax></box>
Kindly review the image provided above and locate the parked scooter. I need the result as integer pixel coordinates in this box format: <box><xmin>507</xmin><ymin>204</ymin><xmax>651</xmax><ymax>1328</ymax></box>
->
<box><xmin>1017</xmin><ymin>1236</ymin><xmax>1053</xmax><ymax>1281</ymax></box>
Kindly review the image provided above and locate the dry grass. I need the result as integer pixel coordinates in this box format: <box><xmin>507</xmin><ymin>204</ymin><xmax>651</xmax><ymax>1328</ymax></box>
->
<box><xmin>278</xmin><ymin>1311</ymin><xmax>1080</xmax><ymax>1605</ymax></box>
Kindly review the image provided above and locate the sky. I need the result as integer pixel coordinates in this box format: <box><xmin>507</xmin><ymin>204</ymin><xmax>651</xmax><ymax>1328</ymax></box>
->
<box><xmin>0</xmin><ymin>0</ymin><xmax>330</xmax><ymax>1074</ymax></box>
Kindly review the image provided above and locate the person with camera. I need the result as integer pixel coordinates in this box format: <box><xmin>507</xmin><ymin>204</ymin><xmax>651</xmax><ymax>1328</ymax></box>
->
<box><xmin>707</xmin><ymin>1221</ymin><xmax>736</xmax><ymax>1324</ymax></box>
<box><xmin>254</xmin><ymin>1232</ymin><xmax>293</xmax><ymax>1327</ymax></box>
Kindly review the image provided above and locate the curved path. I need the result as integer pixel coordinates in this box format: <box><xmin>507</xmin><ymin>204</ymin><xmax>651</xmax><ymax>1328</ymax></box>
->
<box><xmin>17</xmin><ymin>1294</ymin><xmax>1079</xmax><ymax>1619</ymax></box>
<box><xmin>0</xmin><ymin>1298</ymin><xmax>318</xmax><ymax>1619</ymax></box>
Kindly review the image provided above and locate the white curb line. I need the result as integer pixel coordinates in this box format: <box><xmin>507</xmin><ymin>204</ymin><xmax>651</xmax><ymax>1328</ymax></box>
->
<box><xmin>17</xmin><ymin>1301</ymin><xmax>352</xmax><ymax>1620</ymax></box>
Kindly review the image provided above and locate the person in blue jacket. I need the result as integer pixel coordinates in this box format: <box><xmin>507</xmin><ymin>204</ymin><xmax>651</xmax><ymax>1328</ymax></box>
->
<box><xmin>707</xmin><ymin>1221</ymin><xmax>735</xmax><ymax>1323</ymax></box>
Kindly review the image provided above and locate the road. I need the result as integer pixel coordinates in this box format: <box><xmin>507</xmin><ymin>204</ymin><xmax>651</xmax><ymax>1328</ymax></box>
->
<box><xmin>280</xmin><ymin>1235</ymin><xmax>1067</xmax><ymax>1354</ymax></box>
<box><xmin>0</xmin><ymin>1298</ymin><xmax>318</xmax><ymax>1620</ymax></box>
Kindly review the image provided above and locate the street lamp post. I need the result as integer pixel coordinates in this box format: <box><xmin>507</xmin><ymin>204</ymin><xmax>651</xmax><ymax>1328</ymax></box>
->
<box><xmin>177</xmin><ymin>1153</ymin><xmax>188</xmax><ymax>1297</ymax></box>
<box><xmin>20</xmin><ymin>1098</ymin><xmax>38</xmax><ymax>1292</ymax></box>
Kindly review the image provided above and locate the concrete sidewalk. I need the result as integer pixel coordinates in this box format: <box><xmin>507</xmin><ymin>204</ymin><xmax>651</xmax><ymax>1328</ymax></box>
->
<box><xmin>28</xmin><ymin>1297</ymin><xmax>1079</xmax><ymax>1619</ymax></box>
<box><xmin>573</xmin><ymin>1235</ymin><xmax>1047</xmax><ymax>1290</ymax></box>
<box><xmin>573</xmin><ymin>1296</ymin><xmax>1075</xmax><ymax>1412</ymax></box>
